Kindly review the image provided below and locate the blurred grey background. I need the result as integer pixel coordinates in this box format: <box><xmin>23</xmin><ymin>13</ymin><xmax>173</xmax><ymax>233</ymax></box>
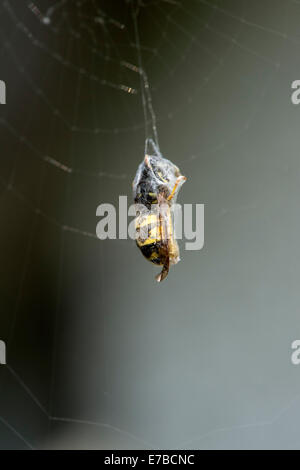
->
<box><xmin>1</xmin><ymin>0</ymin><xmax>300</xmax><ymax>450</ymax></box>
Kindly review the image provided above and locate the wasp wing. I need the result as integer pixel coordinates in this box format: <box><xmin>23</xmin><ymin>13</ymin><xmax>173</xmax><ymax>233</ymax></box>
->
<box><xmin>155</xmin><ymin>197</ymin><xmax>170</xmax><ymax>282</ymax></box>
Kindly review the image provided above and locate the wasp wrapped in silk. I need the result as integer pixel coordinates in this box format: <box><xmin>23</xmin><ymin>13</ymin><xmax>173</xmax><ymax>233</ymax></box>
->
<box><xmin>132</xmin><ymin>140</ymin><xmax>186</xmax><ymax>282</ymax></box>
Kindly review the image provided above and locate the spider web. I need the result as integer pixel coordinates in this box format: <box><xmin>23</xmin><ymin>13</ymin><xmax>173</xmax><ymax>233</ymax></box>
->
<box><xmin>0</xmin><ymin>0</ymin><xmax>298</xmax><ymax>450</ymax></box>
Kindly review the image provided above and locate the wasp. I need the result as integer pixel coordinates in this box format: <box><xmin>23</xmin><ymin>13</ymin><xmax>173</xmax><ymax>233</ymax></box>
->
<box><xmin>133</xmin><ymin>149</ymin><xmax>186</xmax><ymax>282</ymax></box>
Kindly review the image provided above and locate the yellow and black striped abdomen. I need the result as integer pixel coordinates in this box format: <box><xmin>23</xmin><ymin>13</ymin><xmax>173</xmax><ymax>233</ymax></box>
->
<box><xmin>137</xmin><ymin>241</ymin><xmax>165</xmax><ymax>265</ymax></box>
<box><xmin>135</xmin><ymin>208</ymin><xmax>180</xmax><ymax>266</ymax></box>
<box><xmin>135</xmin><ymin>213</ymin><xmax>165</xmax><ymax>266</ymax></box>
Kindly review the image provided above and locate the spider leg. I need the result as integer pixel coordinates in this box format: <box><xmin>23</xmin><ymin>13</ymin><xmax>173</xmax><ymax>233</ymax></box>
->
<box><xmin>144</xmin><ymin>154</ymin><xmax>152</xmax><ymax>170</ymax></box>
<box><xmin>156</xmin><ymin>257</ymin><xmax>170</xmax><ymax>282</ymax></box>
<box><xmin>167</xmin><ymin>175</ymin><xmax>187</xmax><ymax>201</ymax></box>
